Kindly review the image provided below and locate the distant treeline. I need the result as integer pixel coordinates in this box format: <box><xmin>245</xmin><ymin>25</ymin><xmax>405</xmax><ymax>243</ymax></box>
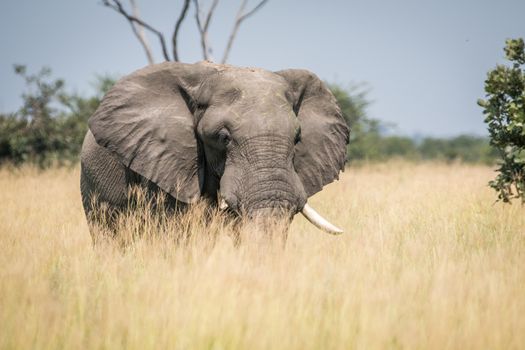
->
<box><xmin>348</xmin><ymin>134</ymin><xmax>496</xmax><ymax>164</ymax></box>
<box><xmin>330</xmin><ymin>84</ymin><xmax>497</xmax><ymax>164</ymax></box>
<box><xmin>0</xmin><ymin>66</ymin><xmax>496</xmax><ymax>167</ymax></box>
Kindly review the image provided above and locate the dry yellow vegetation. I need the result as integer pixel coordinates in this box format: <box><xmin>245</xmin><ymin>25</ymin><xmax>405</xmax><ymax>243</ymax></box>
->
<box><xmin>0</xmin><ymin>162</ymin><xmax>524</xmax><ymax>349</ymax></box>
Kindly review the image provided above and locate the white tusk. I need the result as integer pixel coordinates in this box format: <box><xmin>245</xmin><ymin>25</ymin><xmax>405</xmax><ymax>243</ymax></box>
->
<box><xmin>219</xmin><ymin>198</ymin><xmax>229</xmax><ymax>210</ymax></box>
<box><xmin>300</xmin><ymin>203</ymin><xmax>344</xmax><ymax>235</ymax></box>
<box><xmin>218</xmin><ymin>192</ymin><xmax>229</xmax><ymax>210</ymax></box>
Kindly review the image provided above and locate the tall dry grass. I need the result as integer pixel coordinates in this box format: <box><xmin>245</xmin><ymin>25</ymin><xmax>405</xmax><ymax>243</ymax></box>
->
<box><xmin>0</xmin><ymin>162</ymin><xmax>524</xmax><ymax>349</ymax></box>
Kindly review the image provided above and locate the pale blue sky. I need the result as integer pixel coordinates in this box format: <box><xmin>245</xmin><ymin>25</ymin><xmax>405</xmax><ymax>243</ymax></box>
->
<box><xmin>1</xmin><ymin>0</ymin><xmax>523</xmax><ymax>136</ymax></box>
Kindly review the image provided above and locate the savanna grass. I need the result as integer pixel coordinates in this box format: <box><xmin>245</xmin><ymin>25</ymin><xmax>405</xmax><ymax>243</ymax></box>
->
<box><xmin>0</xmin><ymin>162</ymin><xmax>524</xmax><ymax>349</ymax></box>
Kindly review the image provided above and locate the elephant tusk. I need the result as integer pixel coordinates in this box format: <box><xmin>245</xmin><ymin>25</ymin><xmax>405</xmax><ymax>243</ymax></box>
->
<box><xmin>217</xmin><ymin>192</ymin><xmax>229</xmax><ymax>210</ymax></box>
<box><xmin>300</xmin><ymin>203</ymin><xmax>344</xmax><ymax>235</ymax></box>
<box><xmin>219</xmin><ymin>198</ymin><xmax>229</xmax><ymax>210</ymax></box>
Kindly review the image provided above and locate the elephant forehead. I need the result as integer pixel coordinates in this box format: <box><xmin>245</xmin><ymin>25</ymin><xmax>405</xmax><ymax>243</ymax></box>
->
<box><xmin>208</xmin><ymin>77</ymin><xmax>290</xmax><ymax>111</ymax></box>
<box><xmin>216</xmin><ymin>68</ymin><xmax>286</xmax><ymax>91</ymax></box>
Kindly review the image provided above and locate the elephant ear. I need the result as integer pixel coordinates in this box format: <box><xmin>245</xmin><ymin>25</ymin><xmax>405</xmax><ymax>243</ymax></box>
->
<box><xmin>88</xmin><ymin>62</ymin><xmax>216</xmax><ymax>203</ymax></box>
<box><xmin>276</xmin><ymin>69</ymin><xmax>349</xmax><ymax>197</ymax></box>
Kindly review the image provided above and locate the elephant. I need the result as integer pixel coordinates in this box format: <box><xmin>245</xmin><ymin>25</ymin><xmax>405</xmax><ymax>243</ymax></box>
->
<box><xmin>80</xmin><ymin>61</ymin><xmax>349</xmax><ymax>237</ymax></box>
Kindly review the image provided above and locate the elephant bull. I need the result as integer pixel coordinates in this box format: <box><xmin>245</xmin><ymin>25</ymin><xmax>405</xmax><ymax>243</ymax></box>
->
<box><xmin>80</xmin><ymin>61</ymin><xmax>349</xmax><ymax>236</ymax></box>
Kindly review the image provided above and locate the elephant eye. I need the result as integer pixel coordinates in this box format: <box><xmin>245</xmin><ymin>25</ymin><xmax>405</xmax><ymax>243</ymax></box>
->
<box><xmin>217</xmin><ymin>129</ymin><xmax>231</xmax><ymax>146</ymax></box>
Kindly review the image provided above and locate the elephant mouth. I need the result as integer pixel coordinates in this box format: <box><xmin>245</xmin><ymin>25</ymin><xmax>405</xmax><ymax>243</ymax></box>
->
<box><xmin>217</xmin><ymin>192</ymin><xmax>343</xmax><ymax>235</ymax></box>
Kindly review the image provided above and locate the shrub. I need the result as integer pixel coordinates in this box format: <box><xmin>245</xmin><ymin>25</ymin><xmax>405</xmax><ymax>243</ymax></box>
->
<box><xmin>478</xmin><ymin>38</ymin><xmax>525</xmax><ymax>202</ymax></box>
<box><xmin>0</xmin><ymin>65</ymin><xmax>114</xmax><ymax>166</ymax></box>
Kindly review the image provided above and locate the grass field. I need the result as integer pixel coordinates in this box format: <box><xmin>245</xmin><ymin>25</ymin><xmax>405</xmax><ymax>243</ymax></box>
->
<box><xmin>0</xmin><ymin>162</ymin><xmax>524</xmax><ymax>349</ymax></box>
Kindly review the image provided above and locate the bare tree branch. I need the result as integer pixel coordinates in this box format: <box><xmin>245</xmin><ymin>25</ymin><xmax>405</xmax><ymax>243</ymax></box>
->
<box><xmin>193</xmin><ymin>0</ymin><xmax>219</xmax><ymax>61</ymax></box>
<box><xmin>102</xmin><ymin>0</ymin><xmax>171</xmax><ymax>61</ymax></box>
<box><xmin>238</xmin><ymin>0</ymin><xmax>268</xmax><ymax>22</ymax></box>
<box><xmin>193</xmin><ymin>0</ymin><xmax>207</xmax><ymax>59</ymax></box>
<box><xmin>221</xmin><ymin>0</ymin><xmax>268</xmax><ymax>64</ymax></box>
<box><xmin>129</xmin><ymin>0</ymin><xmax>155</xmax><ymax>64</ymax></box>
<box><xmin>221</xmin><ymin>0</ymin><xmax>246</xmax><ymax>64</ymax></box>
<box><xmin>103</xmin><ymin>0</ymin><xmax>268</xmax><ymax>64</ymax></box>
<box><xmin>172</xmin><ymin>0</ymin><xmax>191</xmax><ymax>62</ymax></box>
<box><xmin>203</xmin><ymin>0</ymin><xmax>219</xmax><ymax>32</ymax></box>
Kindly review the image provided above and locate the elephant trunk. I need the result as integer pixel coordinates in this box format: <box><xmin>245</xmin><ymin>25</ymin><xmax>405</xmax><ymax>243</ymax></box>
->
<box><xmin>240</xmin><ymin>167</ymin><xmax>305</xmax><ymax>218</ymax></box>
<box><xmin>217</xmin><ymin>134</ymin><xmax>344</xmax><ymax>234</ymax></box>
<box><xmin>219</xmin><ymin>135</ymin><xmax>305</xmax><ymax>215</ymax></box>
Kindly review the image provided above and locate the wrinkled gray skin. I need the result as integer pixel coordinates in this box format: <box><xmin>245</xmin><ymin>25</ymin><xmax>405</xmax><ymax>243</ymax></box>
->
<box><xmin>81</xmin><ymin>61</ymin><xmax>349</xmax><ymax>234</ymax></box>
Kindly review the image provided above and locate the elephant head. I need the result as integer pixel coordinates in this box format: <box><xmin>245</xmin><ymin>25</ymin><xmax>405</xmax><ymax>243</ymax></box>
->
<box><xmin>88</xmin><ymin>61</ymin><xmax>349</xmax><ymax>234</ymax></box>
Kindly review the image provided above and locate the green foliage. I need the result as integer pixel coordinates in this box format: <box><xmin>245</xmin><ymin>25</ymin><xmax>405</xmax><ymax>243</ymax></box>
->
<box><xmin>328</xmin><ymin>83</ymin><xmax>387</xmax><ymax>160</ymax></box>
<box><xmin>478</xmin><ymin>38</ymin><xmax>525</xmax><ymax>202</ymax></box>
<box><xmin>0</xmin><ymin>66</ymin><xmax>115</xmax><ymax>167</ymax></box>
<box><xmin>377</xmin><ymin>136</ymin><xmax>418</xmax><ymax>159</ymax></box>
<box><xmin>419</xmin><ymin>135</ymin><xmax>497</xmax><ymax>163</ymax></box>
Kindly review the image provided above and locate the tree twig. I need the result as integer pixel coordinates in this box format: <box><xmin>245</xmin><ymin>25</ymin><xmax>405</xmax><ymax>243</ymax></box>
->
<box><xmin>129</xmin><ymin>0</ymin><xmax>155</xmax><ymax>64</ymax></box>
<box><xmin>102</xmin><ymin>0</ymin><xmax>171</xmax><ymax>61</ymax></box>
<box><xmin>172</xmin><ymin>0</ymin><xmax>191</xmax><ymax>62</ymax></box>
<box><xmin>193</xmin><ymin>0</ymin><xmax>219</xmax><ymax>61</ymax></box>
<box><xmin>203</xmin><ymin>0</ymin><xmax>219</xmax><ymax>32</ymax></box>
<box><xmin>221</xmin><ymin>0</ymin><xmax>268</xmax><ymax>64</ymax></box>
<box><xmin>238</xmin><ymin>0</ymin><xmax>268</xmax><ymax>21</ymax></box>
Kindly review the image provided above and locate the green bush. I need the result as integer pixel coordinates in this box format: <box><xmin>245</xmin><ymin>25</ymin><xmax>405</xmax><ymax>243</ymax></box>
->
<box><xmin>478</xmin><ymin>38</ymin><xmax>525</xmax><ymax>202</ymax></box>
<box><xmin>419</xmin><ymin>135</ymin><xmax>496</xmax><ymax>164</ymax></box>
<box><xmin>0</xmin><ymin>65</ymin><xmax>114</xmax><ymax>166</ymax></box>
